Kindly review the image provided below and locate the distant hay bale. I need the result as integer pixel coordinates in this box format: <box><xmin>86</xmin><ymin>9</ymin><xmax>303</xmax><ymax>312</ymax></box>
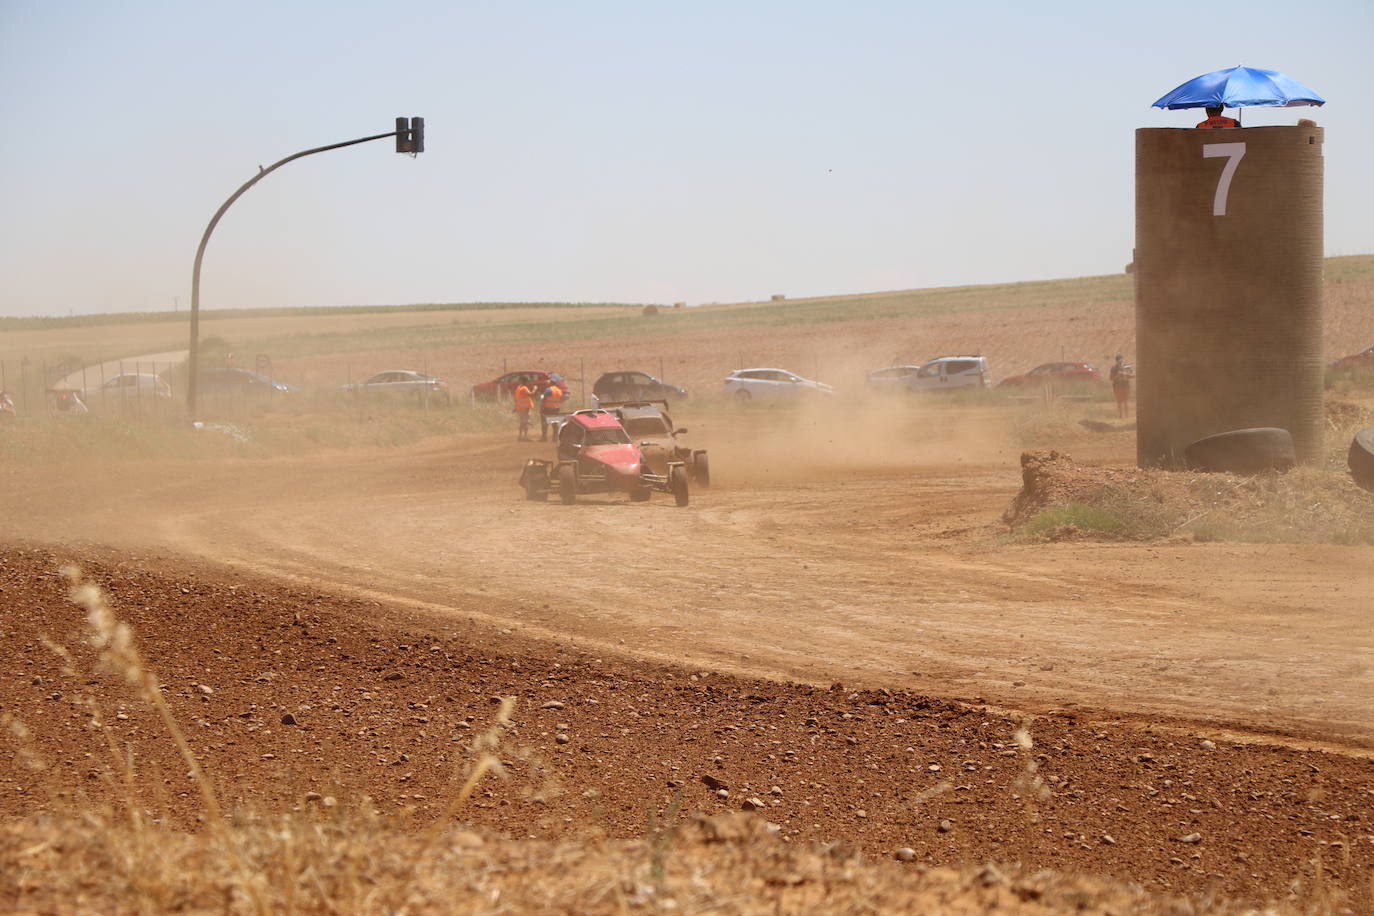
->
<box><xmin>672</xmin><ymin>301</ymin><xmax>686</xmax><ymax>309</ymax></box>
<box><xmin>642</xmin><ymin>305</ymin><xmax>660</xmax><ymax>317</ymax></box>
<box><xmin>770</xmin><ymin>294</ymin><xmax>786</xmax><ymax>301</ymax></box>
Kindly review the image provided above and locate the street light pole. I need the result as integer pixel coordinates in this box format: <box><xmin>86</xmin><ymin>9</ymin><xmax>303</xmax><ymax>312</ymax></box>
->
<box><xmin>186</xmin><ymin>118</ymin><xmax>424</xmax><ymax>419</ymax></box>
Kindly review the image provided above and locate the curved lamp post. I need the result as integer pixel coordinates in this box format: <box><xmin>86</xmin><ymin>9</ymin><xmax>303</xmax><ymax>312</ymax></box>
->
<box><xmin>187</xmin><ymin>117</ymin><xmax>424</xmax><ymax>419</ymax></box>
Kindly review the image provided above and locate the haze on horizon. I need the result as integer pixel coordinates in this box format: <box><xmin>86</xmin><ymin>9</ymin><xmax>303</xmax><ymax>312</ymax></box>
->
<box><xmin>1</xmin><ymin>0</ymin><xmax>1371</xmax><ymax>320</ymax></box>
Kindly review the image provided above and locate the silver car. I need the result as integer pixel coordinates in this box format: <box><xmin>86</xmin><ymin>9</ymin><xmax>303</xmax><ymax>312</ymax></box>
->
<box><xmin>344</xmin><ymin>369</ymin><xmax>451</xmax><ymax>405</ymax></box>
<box><xmin>722</xmin><ymin>368</ymin><xmax>834</xmax><ymax>403</ymax></box>
<box><xmin>867</xmin><ymin>357</ymin><xmax>989</xmax><ymax>393</ymax></box>
<box><xmin>78</xmin><ymin>372</ymin><xmax>173</xmax><ymax>408</ymax></box>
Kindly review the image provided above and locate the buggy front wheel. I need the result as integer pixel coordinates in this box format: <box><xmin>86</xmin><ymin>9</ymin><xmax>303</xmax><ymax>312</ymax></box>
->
<box><xmin>670</xmin><ymin>466</ymin><xmax>690</xmax><ymax>507</ymax></box>
<box><xmin>558</xmin><ymin>465</ymin><xmax>578</xmax><ymax>505</ymax></box>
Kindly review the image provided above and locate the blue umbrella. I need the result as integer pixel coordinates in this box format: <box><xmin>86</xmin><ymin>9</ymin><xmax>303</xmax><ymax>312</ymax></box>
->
<box><xmin>1153</xmin><ymin>65</ymin><xmax>1325</xmax><ymax>111</ymax></box>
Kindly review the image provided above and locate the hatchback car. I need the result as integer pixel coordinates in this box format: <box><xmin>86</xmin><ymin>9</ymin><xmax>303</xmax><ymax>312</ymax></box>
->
<box><xmin>344</xmin><ymin>369</ymin><xmax>450</xmax><ymax>405</ymax></box>
<box><xmin>79</xmin><ymin>372</ymin><xmax>173</xmax><ymax>407</ymax></box>
<box><xmin>471</xmin><ymin>370</ymin><xmax>570</xmax><ymax>402</ymax></box>
<box><xmin>997</xmin><ymin>362</ymin><xmax>1102</xmax><ymax>390</ymax></box>
<box><xmin>592</xmin><ymin>370</ymin><xmax>687</xmax><ymax>404</ymax></box>
<box><xmin>868</xmin><ymin>357</ymin><xmax>989</xmax><ymax>393</ymax></box>
<box><xmin>196</xmin><ymin>368</ymin><xmax>298</xmax><ymax>399</ymax></box>
<box><xmin>722</xmin><ymin>368</ymin><xmax>833</xmax><ymax>403</ymax></box>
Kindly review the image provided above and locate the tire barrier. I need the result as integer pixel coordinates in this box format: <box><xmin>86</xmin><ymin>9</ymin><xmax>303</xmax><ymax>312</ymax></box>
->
<box><xmin>1183</xmin><ymin>427</ymin><xmax>1296</xmax><ymax>474</ymax></box>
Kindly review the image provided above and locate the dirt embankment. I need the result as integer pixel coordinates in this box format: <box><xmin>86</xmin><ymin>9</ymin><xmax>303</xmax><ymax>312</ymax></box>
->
<box><xmin>2</xmin><ymin>545</ymin><xmax>1371</xmax><ymax>911</ymax></box>
<box><xmin>1005</xmin><ymin>448</ymin><xmax>1374</xmax><ymax>543</ymax></box>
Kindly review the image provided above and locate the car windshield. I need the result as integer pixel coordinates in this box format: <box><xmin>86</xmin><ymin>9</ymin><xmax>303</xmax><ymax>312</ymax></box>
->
<box><xmin>584</xmin><ymin>427</ymin><xmax>631</xmax><ymax>446</ymax></box>
<box><xmin>623</xmin><ymin>417</ymin><xmax>670</xmax><ymax>437</ymax></box>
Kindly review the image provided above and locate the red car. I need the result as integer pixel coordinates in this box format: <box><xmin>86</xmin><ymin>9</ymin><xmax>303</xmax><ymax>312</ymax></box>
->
<box><xmin>997</xmin><ymin>362</ymin><xmax>1102</xmax><ymax>389</ymax></box>
<box><xmin>518</xmin><ymin>409</ymin><xmax>689</xmax><ymax>506</ymax></box>
<box><xmin>470</xmin><ymin>370</ymin><xmax>571</xmax><ymax>402</ymax></box>
<box><xmin>1331</xmin><ymin>345</ymin><xmax>1374</xmax><ymax>370</ymax></box>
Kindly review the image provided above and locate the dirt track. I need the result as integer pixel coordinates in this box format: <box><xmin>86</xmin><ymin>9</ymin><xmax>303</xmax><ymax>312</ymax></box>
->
<box><xmin>5</xmin><ymin>406</ymin><xmax>1372</xmax><ymax>748</ymax></box>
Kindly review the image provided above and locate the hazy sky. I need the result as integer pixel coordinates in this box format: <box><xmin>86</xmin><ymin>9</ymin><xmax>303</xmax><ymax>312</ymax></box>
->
<box><xmin>2</xmin><ymin>1</ymin><xmax>1370</xmax><ymax>317</ymax></box>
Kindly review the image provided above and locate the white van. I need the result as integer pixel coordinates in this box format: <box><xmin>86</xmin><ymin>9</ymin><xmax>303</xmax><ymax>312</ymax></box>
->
<box><xmin>867</xmin><ymin>356</ymin><xmax>990</xmax><ymax>393</ymax></box>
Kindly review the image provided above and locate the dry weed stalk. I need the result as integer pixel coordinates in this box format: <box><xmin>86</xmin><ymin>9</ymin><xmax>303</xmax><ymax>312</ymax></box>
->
<box><xmin>60</xmin><ymin>566</ymin><xmax>269</xmax><ymax>916</ymax></box>
<box><xmin>421</xmin><ymin>695</ymin><xmax>514</xmax><ymax>853</ymax></box>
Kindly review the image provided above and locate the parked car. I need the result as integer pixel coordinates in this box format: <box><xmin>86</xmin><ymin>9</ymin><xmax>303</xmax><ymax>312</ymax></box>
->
<box><xmin>196</xmin><ymin>368</ymin><xmax>298</xmax><ymax>400</ymax></box>
<box><xmin>343</xmin><ymin>369</ymin><xmax>450</xmax><ymax>405</ymax></box>
<box><xmin>1331</xmin><ymin>345</ymin><xmax>1374</xmax><ymax>371</ymax></box>
<box><xmin>518</xmin><ymin>408</ymin><xmax>690</xmax><ymax>506</ymax></box>
<box><xmin>603</xmin><ymin>399</ymin><xmax>709</xmax><ymax>486</ymax></box>
<box><xmin>471</xmin><ymin>370</ymin><xmax>570</xmax><ymax>403</ymax></box>
<box><xmin>722</xmin><ymin>368</ymin><xmax>833</xmax><ymax>403</ymax></box>
<box><xmin>592</xmin><ymin>370</ymin><xmax>687</xmax><ymax>404</ymax></box>
<box><xmin>79</xmin><ymin>372</ymin><xmax>173</xmax><ymax>407</ymax></box>
<box><xmin>867</xmin><ymin>357</ymin><xmax>989</xmax><ymax>393</ymax></box>
<box><xmin>997</xmin><ymin>362</ymin><xmax>1102</xmax><ymax>390</ymax></box>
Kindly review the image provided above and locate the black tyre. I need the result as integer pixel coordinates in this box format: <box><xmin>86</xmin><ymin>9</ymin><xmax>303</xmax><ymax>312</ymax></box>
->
<box><xmin>629</xmin><ymin>487</ymin><xmax>651</xmax><ymax>502</ymax></box>
<box><xmin>670</xmin><ymin>465</ymin><xmax>690</xmax><ymax>507</ymax></box>
<box><xmin>734</xmin><ymin>389</ymin><xmax>752</xmax><ymax>403</ymax></box>
<box><xmin>524</xmin><ymin>466</ymin><xmax>548</xmax><ymax>502</ymax></box>
<box><xmin>1183</xmin><ymin>427</ymin><xmax>1296</xmax><ymax>474</ymax></box>
<box><xmin>692</xmin><ymin>451</ymin><xmax>711</xmax><ymax>488</ymax></box>
<box><xmin>1349</xmin><ymin>427</ymin><xmax>1374</xmax><ymax>492</ymax></box>
<box><xmin>558</xmin><ymin>464</ymin><xmax>578</xmax><ymax>505</ymax></box>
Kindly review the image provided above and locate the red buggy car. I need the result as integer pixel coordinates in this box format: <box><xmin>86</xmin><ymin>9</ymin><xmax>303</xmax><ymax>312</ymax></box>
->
<box><xmin>518</xmin><ymin>409</ymin><xmax>690</xmax><ymax>506</ymax></box>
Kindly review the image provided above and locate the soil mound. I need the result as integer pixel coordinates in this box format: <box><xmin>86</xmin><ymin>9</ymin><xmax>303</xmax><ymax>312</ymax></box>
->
<box><xmin>1002</xmin><ymin>450</ymin><xmax>1176</xmax><ymax>528</ymax></box>
<box><xmin>1004</xmin><ymin>449</ymin><xmax>1374</xmax><ymax>543</ymax></box>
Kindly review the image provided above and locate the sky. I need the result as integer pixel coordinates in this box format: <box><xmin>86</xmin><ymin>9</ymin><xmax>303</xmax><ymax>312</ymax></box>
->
<box><xmin>1</xmin><ymin>0</ymin><xmax>1371</xmax><ymax>318</ymax></box>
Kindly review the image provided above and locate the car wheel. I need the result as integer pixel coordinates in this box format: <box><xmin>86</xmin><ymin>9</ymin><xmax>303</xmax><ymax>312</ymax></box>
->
<box><xmin>1349</xmin><ymin>427</ymin><xmax>1374</xmax><ymax>492</ymax></box>
<box><xmin>629</xmin><ymin>487</ymin><xmax>651</xmax><ymax>502</ymax></box>
<box><xmin>670</xmin><ymin>465</ymin><xmax>690</xmax><ymax>507</ymax></box>
<box><xmin>734</xmin><ymin>389</ymin><xmax>752</xmax><ymax>403</ymax></box>
<box><xmin>692</xmin><ymin>451</ymin><xmax>710</xmax><ymax>488</ymax></box>
<box><xmin>524</xmin><ymin>466</ymin><xmax>548</xmax><ymax>502</ymax></box>
<box><xmin>1183</xmin><ymin>428</ymin><xmax>1296</xmax><ymax>474</ymax></box>
<box><xmin>558</xmin><ymin>464</ymin><xmax>578</xmax><ymax>504</ymax></box>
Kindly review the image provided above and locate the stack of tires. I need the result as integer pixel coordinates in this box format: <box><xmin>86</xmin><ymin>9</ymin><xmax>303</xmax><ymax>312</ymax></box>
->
<box><xmin>1350</xmin><ymin>428</ymin><xmax>1374</xmax><ymax>492</ymax></box>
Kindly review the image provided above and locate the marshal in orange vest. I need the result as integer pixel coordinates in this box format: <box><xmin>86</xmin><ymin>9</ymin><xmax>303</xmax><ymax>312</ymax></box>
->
<box><xmin>1196</xmin><ymin>115</ymin><xmax>1240</xmax><ymax>129</ymax></box>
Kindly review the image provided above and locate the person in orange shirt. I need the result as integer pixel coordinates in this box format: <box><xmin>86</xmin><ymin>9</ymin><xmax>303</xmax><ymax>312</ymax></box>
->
<box><xmin>513</xmin><ymin>381</ymin><xmax>536</xmax><ymax>441</ymax></box>
<box><xmin>539</xmin><ymin>380</ymin><xmax>564</xmax><ymax>441</ymax></box>
<box><xmin>1196</xmin><ymin>105</ymin><xmax>1239</xmax><ymax>129</ymax></box>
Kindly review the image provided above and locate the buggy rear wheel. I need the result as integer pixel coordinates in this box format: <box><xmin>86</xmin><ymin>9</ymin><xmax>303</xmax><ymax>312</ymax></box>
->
<box><xmin>629</xmin><ymin>487</ymin><xmax>651</xmax><ymax>502</ymax></box>
<box><xmin>692</xmin><ymin>451</ymin><xmax>710</xmax><ymax>488</ymax></box>
<box><xmin>558</xmin><ymin>464</ymin><xmax>577</xmax><ymax>505</ymax></box>
<box><xmin>670</xmin><ymin>465</ymin><xmax>690</xmax><ymax>507</ymax></box>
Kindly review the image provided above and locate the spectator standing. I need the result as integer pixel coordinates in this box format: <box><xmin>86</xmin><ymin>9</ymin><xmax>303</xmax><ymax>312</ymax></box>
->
<box><xmin>1109</xmin><ymin>354</ymin><xmax>1133</xmax><ymax>419</ymax></box>
<box><xmin>512</xmin><ymin>380</ymin><xmax>536</xmax><ymax>441</ymax></box>
<box><xmin>539</xmin><ymin>379</ymin><xmax>565</xmax><ymax>441</ymax></box>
